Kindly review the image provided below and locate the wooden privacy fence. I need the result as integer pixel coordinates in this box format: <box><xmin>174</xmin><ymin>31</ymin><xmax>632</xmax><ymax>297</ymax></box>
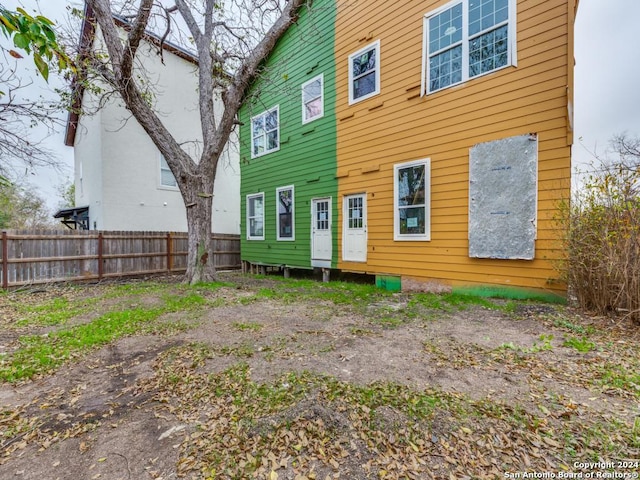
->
<box><xmin>0</xmin><ymin>230</ymin><xmax>241</xmax><ymax>289</ymax></box>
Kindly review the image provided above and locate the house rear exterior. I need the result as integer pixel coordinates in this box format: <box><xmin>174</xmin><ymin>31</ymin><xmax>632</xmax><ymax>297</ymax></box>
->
<box><xmin>239</xmin><ymin>0</ymin><xmax>338</xmax><ymax>270</ymax></box>
<box><xmin>240</xmin><ymin>0</ymin><xmax>576</xmax><ymax>299</ymax></box>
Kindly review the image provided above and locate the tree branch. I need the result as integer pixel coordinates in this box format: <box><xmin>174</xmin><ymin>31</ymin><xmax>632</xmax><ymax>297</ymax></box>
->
<box><xmin>120</xmin><ymin>0</ymin><xmax>154</xmax><ymax>82</ymax></box>
<box><xmin>174</xmin><ymin>0</ymin><xmax>217</xmax><ymax>161</ymax></box>
<box><xmin>215</xmin><ymin>0</ymin><xmax>307</xmax><ymax>161</ymax></box>
<box><xmin>86</xmin><ymin>0</ymin><xmax>196</xmax><ymax>191</ymax></box>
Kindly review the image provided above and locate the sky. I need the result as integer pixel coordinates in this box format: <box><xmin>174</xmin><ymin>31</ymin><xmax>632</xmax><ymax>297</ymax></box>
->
<box><xmin>2</xmin><ymin>0</ymin><xmax>640</xmax><ymax>212</ymax></box>
<box><xmin>572</xmin><ymin>0</ymin><xmax>640</xmax><ymax>167</ymax></box>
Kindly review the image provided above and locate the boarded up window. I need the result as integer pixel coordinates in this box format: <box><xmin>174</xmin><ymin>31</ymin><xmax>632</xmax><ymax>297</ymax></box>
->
<box><xmin>469</xmin><ymin>134</ymin><xmax>537</xmax><ymax>260</ymax></box>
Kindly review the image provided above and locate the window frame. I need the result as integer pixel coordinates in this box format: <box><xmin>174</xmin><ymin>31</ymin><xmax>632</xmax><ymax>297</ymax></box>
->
<box><xmin>246</xmin><ymin>192</ymin><xmax>265</xmax><ymax>241</ymax></box>
<box><xmin>393</xmin><ymin>158</ymin><xmax>431</xmax><ymax>241</ymax></box>
<box><xmin>421</xmin><ymin>0</ymin><xmax>516</xmax><ymax>96</ymax></box>
<box><xmin>348</xmin><ymin>40</ymin><xmax>381</xmax><ymax>105</ymax></box>
<box><xmin>276</xmin><ymin>185</ymin><xmax>295</xmax><ymax>241</ymax></box>
<box><xmin>159</xmin><ymin>154</ymin><xmax>179</xmax><ymax>190</ymax></box>
<box><xmin>250</xmin><ymin>106</ymin><xmax>280</xmax><ymax>159</ymax></box>
<box><xmin>301</xmin><ymin>74</ymin><xmax>324</xmax><ymax>124</ymax></box>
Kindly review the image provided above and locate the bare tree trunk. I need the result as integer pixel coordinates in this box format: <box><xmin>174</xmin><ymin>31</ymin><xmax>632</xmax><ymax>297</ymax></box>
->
<box><xmin>84</xmin><ymin>0</ymin><xmax>309</xmax><ymax>284</ymax></box>
<box><xmin>183</xmin><ymin>174</ymin><xmax>216</xmax><ymax>283</ymax></box>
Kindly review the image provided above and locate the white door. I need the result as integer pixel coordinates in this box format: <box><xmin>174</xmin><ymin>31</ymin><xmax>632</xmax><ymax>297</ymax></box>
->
<box><xmin>311</xmin><ymin>198</ymin><xmax>332</xmax><ymax>267</ymax></box>
<box><xmin>343</xmin><ymin>193</ymin><xmax>367</xmax><ymax>262</ymax></box>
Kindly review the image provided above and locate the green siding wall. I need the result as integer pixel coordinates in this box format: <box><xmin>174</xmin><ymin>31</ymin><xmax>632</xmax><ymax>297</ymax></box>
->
<box><xmin>239</xmin><ymin>0</ymin><xmax>337</xmax><ymax>268</ymax></box>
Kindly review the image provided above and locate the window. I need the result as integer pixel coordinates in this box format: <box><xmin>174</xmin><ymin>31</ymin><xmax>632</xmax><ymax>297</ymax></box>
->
<box><xmin>348</xmin><ymin>40</ymin><xmax>380</xmax><ymax>104</ymax></box>
<box><xmin>246</xmin><ymin>193</ymin><xmax>264</xmax><ymax>240</ymax></box>
<box><xmin>423</xmin><ymin>0</ymin><xmax>514</xmax><ymax>94</ymax></box>
<box><xmin>276</xmin><ymin>185</ymin><xmax>295</xmax><ymax>240</ymax></box>
<box><xmin>251</xmin><ymin>106</ymin><xmax>279</xmax><ymax>158</ymax></box>
<box><xmin>160</xmin><ymin>154</ymin><xmax>178</xmax><ymax>188</ymax></box>
<box><xmin>302</xmin><ymin>74</ymin><xmax>324</xmax><ymax>123</ymax></box>
<box><xmin>394</xmin><ymin>159</ymin><xmax>430</xmax><ymax>241</ymax></box>
<box><xmin>347</xmin><ymin>196</ymin><xmax>364</xmax><ymax>229</ymax></box>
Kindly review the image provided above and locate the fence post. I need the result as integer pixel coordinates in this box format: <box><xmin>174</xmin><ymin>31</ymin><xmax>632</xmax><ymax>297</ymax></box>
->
<box><xmin>98</xmin><ymin>233</ymin><xmax>103</xmax><ymax>280</ymax></box>
<box><xmin>167</xmin><ymin>232</ymin><xmax>173</xmax><ymax>272</ymax></box>
<box><xmin>2</xmin><ymin>231</ymin><xmax>7</xmax><ymax>290</ymax></box>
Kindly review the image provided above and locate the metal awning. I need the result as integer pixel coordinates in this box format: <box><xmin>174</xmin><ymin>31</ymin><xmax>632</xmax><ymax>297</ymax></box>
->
<box><xmin>53</xmin><ymin>206</ymin><xmax>90</xmax><ymax>230</ymax></box>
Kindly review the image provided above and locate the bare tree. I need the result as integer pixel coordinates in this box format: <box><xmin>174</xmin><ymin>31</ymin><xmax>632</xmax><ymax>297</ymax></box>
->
<box><xmin>609</xmin><ymin>133</ymin><xmax>640</xmax><ymax>172</ymax></box>
<box><xmin>0</xmin><ymin>62</ymin><xmax>65</xmax><ymax>180</ymax></box>
<box><xmin>0</xmin><ymin>5</ymin><xmax>73</xmax><ymax>182</ymax></box>
<box><xmin>83</xmin><ymin>0</ymin><xmax>308</xmax><ymax>283</ymax></box>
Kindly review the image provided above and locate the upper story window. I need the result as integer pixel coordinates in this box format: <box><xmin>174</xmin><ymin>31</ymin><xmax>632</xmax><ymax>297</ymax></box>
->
<box><xmin>394</xmin><ymin>159</ymin><xmax>431</xmax><ymax>241</ymax></box>
<box><xmin>251</xmin><ymin>106</ymin><xmax>279</xmax><ymax>158</ymax></box>
<box><xmin>302</xmin><ymin>74</ymin><xmax>324</xmax><ymax>123</ymax></box>
<box><xmin>276</xmin><ymin>185</ymin><xmax>295</xmax><ymax>241</ymax></box>
<box><xmin>246</xmin><ymin>193</ymin><xmax>265</xmax><ymax>240</ymax></box>
<box><xmin>160</xmin><ymin>154</ymin><xmax>178</xmax><ymax>189</ymax></box>
<box><xmin>423</xmin><ymin>0</ymin><xmax>514</xmax><ymax>94</ymax></box>
<box><xmin>348</xmin><ymin>40</ymin><xmax>380</xmax><ymax>104</ymax></box>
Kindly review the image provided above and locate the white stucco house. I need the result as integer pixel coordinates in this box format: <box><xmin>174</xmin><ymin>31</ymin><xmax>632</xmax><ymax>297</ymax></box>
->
<box><xmin>62</xmin><ymin>8</ymin><xmax>240</xmax><ymax>234</ymax></box>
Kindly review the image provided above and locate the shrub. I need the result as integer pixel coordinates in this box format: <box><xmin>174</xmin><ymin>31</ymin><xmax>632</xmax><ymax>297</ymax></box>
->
<box><xmin>559</xmin><ymin>134</ymin><xmax>640</xmax><ymax>325</ymax></box>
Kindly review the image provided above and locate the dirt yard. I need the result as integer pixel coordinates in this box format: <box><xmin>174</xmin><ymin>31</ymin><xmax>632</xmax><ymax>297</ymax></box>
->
<box><xmin>0</xmin><ymin>272</ymin><xmax>638</xmax><ymax>480</ymax></box>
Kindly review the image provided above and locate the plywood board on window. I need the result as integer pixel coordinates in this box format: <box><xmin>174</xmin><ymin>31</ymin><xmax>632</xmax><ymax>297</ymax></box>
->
<box><xmin>468</xmin><ymin>134</ymin><xmax>538</xmax><ymax>260</ymax></box>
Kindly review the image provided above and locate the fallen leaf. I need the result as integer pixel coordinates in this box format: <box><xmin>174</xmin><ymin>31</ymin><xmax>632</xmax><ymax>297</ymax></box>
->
<box><xmin>538</xmin><ymin>405</ymin><xmax>550</xmax><ymax>415</ymax></box>
<box><xmin>543</xmin><ymin>437</ymin><xmax>560</xmax><ymax>448</ymax></box>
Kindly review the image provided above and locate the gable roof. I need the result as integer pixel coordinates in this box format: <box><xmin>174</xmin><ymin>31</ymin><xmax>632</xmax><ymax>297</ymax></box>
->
<box><xmin>64</xmin><ymin>5</ymin><xmax>199</xmax><ymax>146</ymax></box>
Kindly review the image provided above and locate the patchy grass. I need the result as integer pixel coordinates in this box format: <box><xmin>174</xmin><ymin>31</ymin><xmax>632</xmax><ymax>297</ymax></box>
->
<box><xmin>1</xmin><ymin>273</ymin><xmax>639</xmax><ymax>478</ymax></box>
<box><xmin>554</xmin><ymin>317</ymin><xmax>597</xmax><ymax>336</ymax></box>
<box><xmin>243</xmin><ymin>278</ymin><xmax>392</xmax><ymax>309</ymax></box>
<box><xmin>0</xmin><ymin>291</ymin><xmax>208</xmax><ymax>382</ymax></box>
<box><xmin>497</xmin><ymin>334</ymin><xmax>555</xmax><ymax>354</ymax></box>
<box><xmin>597</xmin><ymin>362</ymin><xmax>640</xmax><ymax>394</ymax></box>
<box><xmin>232</xmin><ymin>321</ymin><xmax>263</xmax><ymax>332</ymax></box>
<box><xmin>14</xmin><ymin>297</ymin><xmax>88</xmax><ymax>327</ymax></box>
<box><xmin>408</xmin><ymin>291</ymin><xmax>502</xmax><ymax>313</ymax></box>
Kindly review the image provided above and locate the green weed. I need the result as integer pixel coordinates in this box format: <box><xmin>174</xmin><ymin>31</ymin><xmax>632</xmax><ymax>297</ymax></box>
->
<box><xmin>349</xmin><ymin>326</ymin><xmax>375</xmax><ymax>336</ymax></box>
<box><xmin>191</xmin><ymin>281</ymin><xmax>234</xmax><ymax>292</ymax></box>
<box><xmin>217</xmin><ymin>343</ymin><xmax>256</xmax><ymax>358</ymax></box>
<box><xmin>497</xmin><ymin>334</ymin><xmax>554</xmax><ymax>354</ymax></box>
<box><xmin>597</xmin><ymin>363</ymin><xmax>640</xmax><ymax>396</ymax></box>
<box><xmin>105</xmin><ymin>282</ymin><xmax>166</xmax><ymax>297</ymax></box>
<box><xmin>563</xmin><ymin>336</ymin><xmax>596</xmax><ymax>353</ymax></box>
<box><xmin>554</xmin><ymin>317</ymin><xmax>596</xmax><ymax>335</ymax></box>
<box><xmin>372</xmin><ymin>316</ymin><xmax>403</xmax><ymax>329</ymax></box>
<box><xmin>408</xmin><ymin>292</ymin><xmax>501</xmax><ymax>314</ymax></box>
<box><xmin>232</xmin><ymin>321</ymin><xmax>263</xmax><ymax>332</ymax></box>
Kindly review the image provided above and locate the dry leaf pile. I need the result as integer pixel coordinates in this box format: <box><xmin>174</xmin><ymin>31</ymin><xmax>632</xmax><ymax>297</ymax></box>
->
<box><xmin>139</xmin><ymin>343</ymin><xmax>639</xmax><ymax>480</ymax></box>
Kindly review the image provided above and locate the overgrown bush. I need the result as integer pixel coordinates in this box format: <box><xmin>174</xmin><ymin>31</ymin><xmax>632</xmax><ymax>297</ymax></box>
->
<box><xmin>560</xmin><ymin>134</ymin><xmax>640</xmax><ymax>325</ymax></box>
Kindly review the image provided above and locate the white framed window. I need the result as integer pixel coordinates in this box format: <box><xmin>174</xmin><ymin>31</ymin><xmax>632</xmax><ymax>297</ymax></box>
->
<box><xmin>348</xmin><ymin>40</ymin><xmax>381</xmax><ymax>104</ymax></box>
<box><xmin>276</xmin><ymin>185</ymin><xmax>295</xmax><ymax>241</ymax></box>
<box><xmin>302</xmin><ymin>74</ymin><xmax>324</xmax><ymax>124</ymax></box>
<box><xmin>246</xmin><ymin>193</ymin><xmax>265</xmax><ymax>240</ymax></box>
<box><xmin>251</xmin><ymin>106</ymin><xmax>279</xmax><ymax>158</ymax></box>
<box><xmin>160</xmin><ymin>154</ymin><xmax>178</xmax><ymax>189</ymax></box>
<box><xmin>422</xmin><ymin>0</ymin><xmax>515</xmax><ymax>95</ymax></box>
<box><xmin>394</xmin><ymin>159</ymin><xmax>431</xmax><ymax>241</ymax></box>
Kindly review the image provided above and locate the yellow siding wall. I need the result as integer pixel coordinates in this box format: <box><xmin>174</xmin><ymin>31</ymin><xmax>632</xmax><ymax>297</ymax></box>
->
<box><xmin>335</xmin><ymin>0</ymin><xmax>574</xmax><ymax>294</ymax></box>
